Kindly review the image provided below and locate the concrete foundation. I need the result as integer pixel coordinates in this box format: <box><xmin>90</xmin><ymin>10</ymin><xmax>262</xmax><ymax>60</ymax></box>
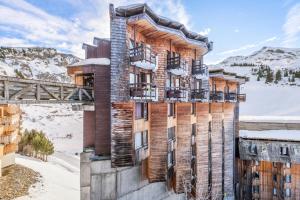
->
<box><xmin>80</xmin><ymin>152</ymin><xmax>186</xmax><ymax>200</ymax></box>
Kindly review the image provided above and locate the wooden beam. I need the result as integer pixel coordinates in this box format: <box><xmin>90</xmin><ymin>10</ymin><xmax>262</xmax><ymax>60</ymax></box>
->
<box><xmin>40</xmin><ymin>84</ymin><xmax>60</xmax><ymax>100</ymax></box>
<box><xmin>10</xmin><ymin>84</ymin><xmax>34</xmax><ymax>100</ymax></box>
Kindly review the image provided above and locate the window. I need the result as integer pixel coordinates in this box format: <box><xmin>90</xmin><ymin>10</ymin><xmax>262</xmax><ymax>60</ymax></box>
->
<box><xmin>192</xmin><ymin>124</ymin><xmax>196</xmax><ymax>136</ymax></box>
<box><xmin>285</xmin><ymin>174</ymin><xmax>291</xmax><ymax>183</ymax></box>
<box><xmin>273</xmin><ymin>174</ymin><xmax>277</xmax><ymax>182</ymax></box>
<box><xmin>280</xmin><ymin>146</ymin><xmax>289</xmax><ymax>156</ymax></box>
<box><xmin>135</xmin><ymin>103</ymin><xmax>148</xmax><ymax>120</ymax></box>
<box><xmin>253</xmin><ymin>171</ymin><xmax>259</xmax><ymax>179</ymax></box>
<box><xmin>168</xmin><ymin>103</ymin><xmax>176</xmax><ymax>117</ymax></box>
<box><xmin>255</xmin><ymin>160</ymin><xmax>260</xmax><ymax>166</ymax></box>
<box><xmin>135</xmin><ymin>132</ymin><xmax>142</xmax><ymax>150</ymax></box>
<box><xmin>273</xmin><ymin>162</ymin><xmax>277</xmax><ymax>168</ymax></box>
<box><xmin>285</xmin><ymin>188</ymin><xmax>291</xmax><ymax>197</ymax></box>
<box><xmin>142</xmin><ymin>131</ymin><xmax>148</xmax><ymax>149</ymax></box>
<box><xmin>208</xmin><ymin>121</ymin><xmax>212</xmax><ymax>132</ymax></box>
<box><xmin>273</xmin><ymin>188</ymin><xmax>277</xmax><ymax>196</ymax></box>
<box><xmin>167</xmin><ymin>150</ymin><xmax>175</xmax><ymax>168</ymax></box>
<box><xmin>249</xmin><ymin>144</ymin><xmax>258</xmax><ymax>155</ymax></box>
<box><xmin>192</xmin><ymin>103</ymin><xmax>196</xmax><ymax>115</ymax></box>
<box><xmin>130</xmin><ymin>73</ymin><xmax>135</xmax><ymax>84</ymax></box>
<box><xmin>286</xmin><ymin>162</ymin><xmax>291</xmax><ymax>168</ymax></box>
<box><xmin>253</xmin><ymin>185</ymin><xmax>259</xmax><ymax>193</ymax></box>
<box><xmin>168</xmin><ymin>127</ymin><xmax>176</xmax><ymax>141</ymax></box>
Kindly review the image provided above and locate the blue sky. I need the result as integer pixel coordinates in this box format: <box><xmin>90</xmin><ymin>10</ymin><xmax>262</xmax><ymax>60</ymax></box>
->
<box><xmin>0</xmin><ymin>0</ymin><xmax>300</xmax><ymax>64</ymax></box>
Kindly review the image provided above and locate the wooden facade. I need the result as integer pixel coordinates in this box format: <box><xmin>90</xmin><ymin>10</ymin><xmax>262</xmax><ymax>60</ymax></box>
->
<box><xmin>75</xmin><ymin>3</ymin><xmax>247</xmax><ymax>200</ymax></box>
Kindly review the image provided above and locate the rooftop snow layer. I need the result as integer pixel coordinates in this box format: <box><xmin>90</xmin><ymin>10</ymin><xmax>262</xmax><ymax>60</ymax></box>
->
<box><xmin>240</xmin><ymin>116</ymin><xmax>300</xmax><ymax>123</ymax></box>
<box><xmin>240</xmin><ymin>130</ymin><xmax>300</xmax><ymax>141</ymax></box>
<box><xmin>69</xmin><ymin>58</ymin><xmax>110</xmax><ymax>67</ymax></box>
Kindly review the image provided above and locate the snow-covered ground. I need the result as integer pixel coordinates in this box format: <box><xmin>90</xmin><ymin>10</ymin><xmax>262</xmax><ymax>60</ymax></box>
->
<box><xmin>240</xmin><ymin>130</ymin><xmax>300</xmax><ymax>141</ymax></box>
<box><xmin>221</xmin><ymin>66</ymin><xmax>300</xmax><ymax>117</ymax></box>
<box><xmin>20</xmin><ymin>104</ymin><xmax>83</xmax><ymax>155</ymax></box>
<box><xmin>15</xmin><ymin>153</ymin><xmax>79</xmax><ymax>200</ymax></box>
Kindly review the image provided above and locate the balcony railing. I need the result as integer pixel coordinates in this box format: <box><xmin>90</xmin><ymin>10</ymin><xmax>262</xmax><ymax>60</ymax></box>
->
<box><xmin>210</xmin><ymin>91</ymin><xmax>224</xmax><ymax>102</ymax></box>
<box><xmin>192</xmin><ymin>61</ymin><xmax>209</xmax><ymax>79</ymax></box>
<box><xmin>237</xmin><ymin>94</ymin><xmax>246</xmax><ymax>102</ymax></box>
<box><xmin>225</xmin><ymin>92</ymin><xmax>237</xmax><ymax>102</ymax></box>
<box><xmin>167</xmin><ymin>56</ymin><xmax>188</xmax><ymax>76</ymax></box>
<box><xmin>191</xmin><ymin>89</ymin><xmax>209</xmax><ymax>101</ymax></box>
<box><xmin>129</xmin><ymin>83</ymin><xmax>157</xmax><ymax>101</ymax></box>
<box><xmin>129</xmin><ymin>45</ymin><xmax>157</xmax><ymax>70</ymax></box>
<box><xmin>165</xmin><ymin>87</ymin><xmax>188</xmax><ymax>101</ymax></box>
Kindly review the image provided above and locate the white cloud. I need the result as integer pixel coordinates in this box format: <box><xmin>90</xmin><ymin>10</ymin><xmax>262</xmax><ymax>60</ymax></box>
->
<box><xmin>282</xmin><ymin>3</ymin><xmax>300</xmax><ymax>47</ymax></box>
<box><xmin>0</xmin><ymin>37</ymin><xmax>32</xmax><ymax>47</ymax></box>
<box><xmin>0</xmin><ymin>0</ymin><xmax>191</xmax><ymax>58</ymax></box>
<box><xmin>199</xmin><ymin>28</ymin><xmax>211</xmax><ymax>36</ymax></box>
<box><xmin>219</xmin><ymin>36</ymin><xmax>278</xmax><ymax>55</ymax></box>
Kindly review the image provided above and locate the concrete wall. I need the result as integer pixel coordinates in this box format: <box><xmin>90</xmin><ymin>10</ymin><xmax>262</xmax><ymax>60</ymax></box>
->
<box><xmin>0</xmin><ymin>152</ymin><xmax>15</xmax><ymax>168</ymax></box>
<box><xmin>80</xmin><ymin>152</ymin><xmax>186</xmax><ymax>200</ymax></box>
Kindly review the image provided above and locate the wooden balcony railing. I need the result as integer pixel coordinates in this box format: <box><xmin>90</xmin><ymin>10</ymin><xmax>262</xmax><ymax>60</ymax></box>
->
<box><xmin>210</xmin><ymin>91</ymin><xmax>224</xmax><ymax>102</ymax></box>
<box><xmin>191</xmin><ymin>89</ymin><xmax>209</xmax><ymax>101</ymax></box>
<box><xmin>129</xmin><ymin>83</ymin><xmax>156</xmax><ymax>100</ymax></box>
<box><xmin>192</xmin><ymin>61</ymin><xmax>208</xmax><ymax>77</ymax></box>
<box><xmin>165</xmin><ymin>87</ymin><xmax>187</xmax><ymax>101</ymax></box>
<box><xmin>167</xmin><ymin>56</ymin><xmax>188</xmax><ymax>75</ymax></box>
<box><xmin>225</xmin><ymin>92</ymin><xmax>237</xmax><ymax>102</ymax></box>
<box><xmin>4</xmin><ymin>143</ymin><xmax>18</xmax><ymax>154</ymax></box>
<box><xmin>237</xmin><ymin>94</ymin><xmax>246</xmax><ymax>102</ymax></box>
<box><xmin>129</xmin><ymin>45</ymin><xmax>156</xmax><ymax>64</ymax></box>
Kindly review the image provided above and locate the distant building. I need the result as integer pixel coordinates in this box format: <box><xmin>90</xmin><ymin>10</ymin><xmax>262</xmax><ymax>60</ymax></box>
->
<box><xmin>0</xmin><ymin>105</ymin><xmax>21</xmax><ymax>177</ymax></box>
<box><xmin>69</xmin><ymin>4</ymin><xmax>247</xmax><ymax>200</ymax></box>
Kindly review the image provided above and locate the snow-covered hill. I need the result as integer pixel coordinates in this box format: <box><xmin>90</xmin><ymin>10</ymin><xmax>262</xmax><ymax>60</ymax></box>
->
<box><xmin>215</xmin><ymin>47</ymin><xmax>300</xmax><ymax>117</ymax></box>
<box><xmin>0</xmin><ymin>47</ymin><xmax>80</xmax><ymax>82</ymax></box>
<box><xmin>220</xmin><ymin>46</ymin><xmax>300</xmax><ymax>69</ymax></box>
<box><xmin>0</xmin><ymin>47</ymin><xmax>83</xmax><ymax>154</ymax></box>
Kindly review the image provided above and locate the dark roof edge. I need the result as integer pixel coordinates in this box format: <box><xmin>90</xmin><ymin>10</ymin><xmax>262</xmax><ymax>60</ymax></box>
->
<box><xmin>112</xmin><ymin>3</ymin><xmax>213</xmax><ymax>51</ymax></box>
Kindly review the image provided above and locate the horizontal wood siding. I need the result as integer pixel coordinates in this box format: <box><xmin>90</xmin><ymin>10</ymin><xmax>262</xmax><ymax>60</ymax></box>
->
<box><xmin>149</xmin><ymin>103</ymin><xmax>168</xmax><ymax>182</ymax></box>
<box><xmin>195</xmin><ymin>103</ymin><xmax>210</xmax><ymax>196</ymax></box>
<box><xmin>175</xmin><ymin>103</ymin><xmax>192</xmax><ymax>193</ymax></box>
<box><xmin>111</xmin><ymin>102</ymin><xmax>134</xmax><ymax>167</ymax></box>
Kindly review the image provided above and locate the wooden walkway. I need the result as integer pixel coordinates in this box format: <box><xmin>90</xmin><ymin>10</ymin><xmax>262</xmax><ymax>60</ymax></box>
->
<box><xmin>0</xmin><ymin>76</ymin><xmax>94</xmax><ymax>104</ymax></box>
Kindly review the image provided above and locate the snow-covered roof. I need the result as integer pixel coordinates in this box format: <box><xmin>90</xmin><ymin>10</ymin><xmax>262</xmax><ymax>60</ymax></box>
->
<box><xmin>240</xmin><ymin>116</ymin><xmax>300</xmax><ymax>123</ymax></box>
<box><xmin>68</xmin><ymin>58</ymin><xmax>110</xmax><ymax>67</ymax></box>
<box><xmin>240</xmin><ymin>130</ymin><xmax>300</xmax><ymax>141</ymax></box>
<box><xmin>208</xmin><ymin>68</ymin><xmax>248</xmax><ymax>83</ymax></box>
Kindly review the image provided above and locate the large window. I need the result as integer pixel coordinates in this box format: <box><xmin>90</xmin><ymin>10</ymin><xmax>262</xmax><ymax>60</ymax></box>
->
<box><xmin>168</xmin><ymin>103</ymin><xmax>176</xmax><ymax>117</ymax></box>
<box><xmin>135</xmin><ymin>103</ymin><xmax>148</xmax><ymax>120</ymax></box>
<box><xmin>135</xmin><ymin>130</ymin><xmax>148</xmax><ymax>150</ymax></box>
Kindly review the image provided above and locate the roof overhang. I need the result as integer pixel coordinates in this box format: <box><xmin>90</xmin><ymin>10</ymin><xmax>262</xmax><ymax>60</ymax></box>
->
<box><xmin>112</xmin><ymin>4</ymin><xmax>213</xmax><ymax>54</ymax></box>
<box><xmin>209</xmin><ymin>68</ymin><xmax>248</xmax><ymax>84</ymax></box>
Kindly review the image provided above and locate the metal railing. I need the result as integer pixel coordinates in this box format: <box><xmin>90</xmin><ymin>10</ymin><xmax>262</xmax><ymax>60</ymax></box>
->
<box><xmin>191</xmin><ymin>89</ymin><xmax>209</xmax><ymax>101</ymax></box>
<box><xmin>167</xmin><ymin>56</ymin><xmax>188</xmax><ymax>71</ymax></box>
<box><xmin>165</xmin><ymin>87</ymin><xmax>187</xmax><ymax>101</ymax></box>
<box><xmin>225</xmin><ymin>92</ymin><xmax>237</xmax><ymax>102</ymax></box>
<box><xmin>210</xmin><ymin>91</ymin><xmax>224</xmax><ymax>102</ymax></box>
<box><xmin>192</xmin><ymin>61</ymin><xmax>208</xmax><ymax>76</ymax></box>
<box><xmin>129</xmin><ymin>45</ymin><xmax>156</xmax><ymax>64</ymax></box>
<box><xmin>129</xmin><ymin>83</ymin><xmax>156</xmax><ymax>100</ymax></box>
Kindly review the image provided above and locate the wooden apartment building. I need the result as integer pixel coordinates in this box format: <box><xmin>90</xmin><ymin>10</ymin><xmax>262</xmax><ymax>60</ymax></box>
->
<box><xmin>0</xmin><ymin>104</ymin><xmax>21</xmax><ymax>177</ymax></box>
<box><xmin>69</xmin><ymin>4</ymin><xmax>247</xmax><ymax>200</ymax></box>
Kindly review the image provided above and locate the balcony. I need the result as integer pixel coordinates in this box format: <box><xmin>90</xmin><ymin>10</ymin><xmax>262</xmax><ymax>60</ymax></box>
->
<box><xmin>210</xmin><ymin>91</ymin><xmax>224</xmax><ymax>102</ymax></box>
<box><xmin>130</xmin><ymin>45</ymin><xmax>157</xmax><ymax>71</ymax></box>
<box><xmin>191</xmin><ymin>89</ymin><xmax>209</xmax><ymax>102</ymax></box>
<box><xmin>165</xmin><ymin>87</ymin><xmax>188</xmax><ymax>101</ymax></box>
<box><xmin>225</xmin><ymin>92</ymin><xmax>237</xmax><ymax>102</ymax></box>
<box><xmin>237</xmin><ymin>94</ymin><xmax>246</xmax><ymax>102</ymax></box>
<box><xmin>129</xmin><ymin>83</ymin><xmax>157</xmax><ymax>101</ymax></box>
<box><xmin>192</xmin><ymin>61</ymin><xmax>209</xmax><ymax>79</ymax></box>
<box><xmin>167</xmin><ymin>56</ymin><xmax>188</xmax><ymax>76</ymax></box>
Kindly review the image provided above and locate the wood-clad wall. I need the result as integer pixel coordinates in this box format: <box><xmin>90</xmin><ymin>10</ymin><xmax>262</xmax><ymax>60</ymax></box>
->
<box><xmin>175</xmin><ymin>103</ymin><xmax>192</xmax><ymax>193</ymax></box>
<box><xmin>211</xmin><ymin>103</ymin><xmax>224</xmax><ymax>198</ymax></box>
<box><xmin>195</xmin><ymin>102</ymin><xmax>210</xmax><ymax>195</ymax></box>
<box><xmin>149</xmin><ymin>103</ymin><xmax>168</xmax><ymax>182</ymax></box>
<box><xmin>223</xmin><ymin>103</ymin><xmax>235</xmax><ymax>198</ymax></box>
<box><xmin>111</xmin><ymin>102</ymin><xmax>134</xmax><ymax>167</ymax></box>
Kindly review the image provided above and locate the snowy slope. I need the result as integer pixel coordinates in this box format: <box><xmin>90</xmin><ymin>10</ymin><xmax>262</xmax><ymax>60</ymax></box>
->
<box><xmin>214</xmin><ymin>47</ymin><xmax>300</xmax><ymax>117</ymax></box>
<box><xmin>220</xmin><ymin>46</ymin><xmax>300</xmax><ymax>69</ymax></box>
<box><xmin>0</xmin><ymin>47</ymin><xmax>80</xmax><ymax>82</ymax></box>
